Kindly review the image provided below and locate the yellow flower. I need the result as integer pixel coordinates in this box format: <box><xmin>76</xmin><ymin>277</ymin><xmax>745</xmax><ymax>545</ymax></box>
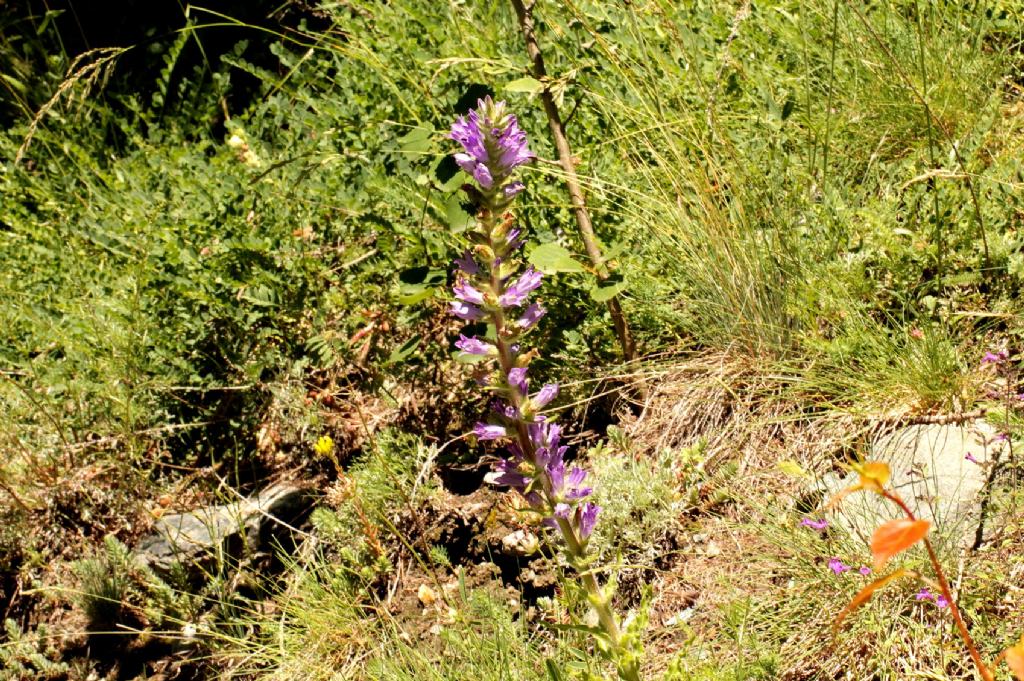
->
<box><xmin>313</xmin><ymin>435</ymin><xmax>335</xmax><ymax>458</ymax></box>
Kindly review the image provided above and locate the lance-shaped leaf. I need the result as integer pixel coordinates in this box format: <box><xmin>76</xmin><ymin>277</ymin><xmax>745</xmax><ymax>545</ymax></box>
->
<box><xmin>871</xmin><ymin>519</ymin><xmax>930</xmax><ymax>571</ymax></box>
<box><xmin>833</xmin><ymin>569</ymin><xmax>911</xmax><ymax>631</ymax></box>
<box><xmin>855</xmin><ymin>461</ymin><xmax>891</xmax><ymax>491</ymax></box>
<box><xmin>1001</xmin><ymin>635</ymin><xmax>1024</xmax><ymax>680</ymax></box>
<box><xmin>827</xmin><ymin>461</ymin><xmax>892</xmax><ymax>509</ymax></box>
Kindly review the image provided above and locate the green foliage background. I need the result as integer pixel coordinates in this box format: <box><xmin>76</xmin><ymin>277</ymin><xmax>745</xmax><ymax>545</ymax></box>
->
<box><xmin>1</xmin><ymin>0</ymin><xmax>1023</xmax><ymax>677</ymax></box>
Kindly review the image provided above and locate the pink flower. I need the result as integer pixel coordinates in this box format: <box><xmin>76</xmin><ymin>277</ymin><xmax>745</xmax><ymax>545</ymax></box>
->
<box><xmin>800</xmin><ymin>518</ymin><xmax>828</xmax><ymax>531</ymax></box>
<box><xmin>935</xmin><ymin>595</ymin><xmax>949</xmax><ymax>608</ymax></box>
<box><xmin>859</xmin><ymin>566</ymin><xmax>871</xmax><ymax>576</ymax></box>
<box><xmin>982</xmin><ymin>350</ymin><xmax>1008</xmax><ymax>365</ymax></box>
<box><xmin>965</xmin><ymin>452</ymin><xmax>981</xmax><ymax>465</ymax></box>
<box><xmin>915</xmin><ymin>587</ymin><xmax>934</xmax><ymax>601</ymax></box>
<box><xmin>828</xmin><ymin>557</ymin><xmax>851</xmax><ymax>574</ymax></box>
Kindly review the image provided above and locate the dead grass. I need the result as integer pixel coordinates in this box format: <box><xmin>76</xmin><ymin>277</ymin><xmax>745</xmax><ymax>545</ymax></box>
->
<box><xmin>612</xmin><ymin>350</ymin><xmax>1024</xmax><ymax>679</ymax></box>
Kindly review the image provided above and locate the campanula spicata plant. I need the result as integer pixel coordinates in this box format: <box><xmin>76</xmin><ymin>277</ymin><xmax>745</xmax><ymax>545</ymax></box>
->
<box><xmin>448</xmin><ymin>97</ymin><xmax>642</xmax><ymax>681</ymax></box>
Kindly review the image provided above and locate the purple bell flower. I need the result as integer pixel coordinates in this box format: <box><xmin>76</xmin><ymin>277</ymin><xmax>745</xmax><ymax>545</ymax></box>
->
<box><xmin>499</xmin><ymin>268</ymin><xmax>543</xmax><ymax>307</ymax></box>
<box><xmin>517</xmin><ymin>303</ymin><xmax>546</xmax><ymax>329</ymax></box>
<box><xmin>453</xmin><ymin>279</ymin><xmax>486</xmax><ymax>306</ymax></box>
<box><xmin>454</xmin><ymin>250</ymin><xmax>480</xmax><ymax>276</ymax></box>
<box><xmin>491</xmin><ymin>458</ymin><xmax>530</xmax><ymax>490</ymax></box>
<box><xmin>474</xmin><ymin>423</ymin><xmax>507</xmax><ymax>441</ymax></box>
<box><xmin>450</xmin><ymin>300</ymin><xmax>485</xmax><ymax>321</ymax></box>
<box><xmin>508</xmin><ymin>367</ymin><xmax>528</xmax><ymax>394</ymax></box>
<box><xmin>578</xmin><ymin>502</ymin><xmax>600</xmax><ymax>539</ymax></box>
<box><xmin>455</xmin><ymin>334</ymin><xmax>495</xmax><ymax>357</ymax></box>
<box><xmin>533</xmin><ymin>383</ymin><xmax>558</xmax><ymax>408</ymax></box>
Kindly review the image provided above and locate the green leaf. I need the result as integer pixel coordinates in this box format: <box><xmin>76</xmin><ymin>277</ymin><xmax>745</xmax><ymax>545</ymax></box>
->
<box><xmin>386</xmin><ymin>335</ymin><xmax>421</xmax><ymax>365</ymax></box>
<box><xmin>590</xmin><ymin>280</ymin><xmax>627</xmax><ymax>302</ymax></box>
<box><xmin>398</xmin><ymin>284</ymin><xmax>435</xmax><ymax>305</ymax></box>
<box><xmin>506</xmin><ymin>77</ymin><xmax>544</xmax><ymax>94</ymax></box>
<box><xmin>445</xmin><ymin>196</ymin><xmax>473</xmax><ymax>232</ymax></box>
<box><xmin>399</xmin><ymin>127</ymin><xmax>433</xmax><ymax>154</ymax></box>
<box><xmin>528</xmin><ymin>242</ymin><xmax>586</xmax><ymax>274</ymax></box>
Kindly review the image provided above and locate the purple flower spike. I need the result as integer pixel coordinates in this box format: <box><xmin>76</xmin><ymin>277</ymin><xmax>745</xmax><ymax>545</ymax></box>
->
<box><xmin>508</xmin><ymin>367</ymin><xmax>528</xmax><ymax>394</ymax></box>
<box><xmin>828</xmin><ymin>557</ymin><xmax>851</xmax><ymax>575</ymax></box>
<box><xmin>451</xmin><ymin>300</ymin><xmax>485</xmax><ymax>321</ymax></box>
<box><xmin>454</xmin><ymin>250</ymin><xmax>480</xmax><ymax>276</ymax></box>
<box><xmin>517</xmin><ymin>303</ymin><xmax>546</xmax><ymax>330</ymax></box>
<box><xmin>455</xmin><ymin>334</ymin><xmax>495</xmax><ymax>356</ymax></box>
<box><xmin>449</xmin><ymin>97</ymin><xmax>534</xmax><ymax>194</ymax></box>
<box><xmin>499</xmin><ymin>267</ymin><xmax>543</xmax><ymax>307</ymax></box>
<box><xmin>447</xmin><ymin>102</ymin><xmax>614</xmax><ymax>645</ymax></box>
<box><xmin>800</xmin><ymin>518</ymin><xmax>828</xmax><ymax>531</ymax></box>
<box><xmin>578</xmin><ymin>502</ymin><xmax>600</xmax><ymax>539</ymax></box>
<box><xmin>533</xmin><ymin>383</ymin><xmax>559</xmax><ymax>409</ymax></box>
<box><xmin>474</xmin><ymin>423</ymin><xmax>507</xmax><ymax>441</ymax></box>
<box><xmin>453</xmin><ymin>279</ymin><xmax>486</xmax><ymax>306</ymax></box>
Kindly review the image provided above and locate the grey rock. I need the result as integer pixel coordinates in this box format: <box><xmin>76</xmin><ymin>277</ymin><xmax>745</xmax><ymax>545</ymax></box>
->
<box><xmin>136</xmin><ymin>482</ymin><xmax>309</xmax><ymax>576</ymax></box>
<box><xmin>820</xmin><ymin>421</ymin><xmax>1003</xmax><ymax>549</ymax></box>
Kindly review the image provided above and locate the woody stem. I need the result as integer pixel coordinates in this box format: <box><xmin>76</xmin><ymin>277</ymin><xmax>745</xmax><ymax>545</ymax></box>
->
<box><xmin>882</xmin><ymin>491</ymin><xmax>993</xmax><ymax>681</ymax></box>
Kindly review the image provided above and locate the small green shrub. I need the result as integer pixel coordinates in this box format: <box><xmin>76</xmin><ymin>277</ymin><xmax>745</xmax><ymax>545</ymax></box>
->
<box><xmin>589</xmin><ymin>429</ymin><xmax>688</xmax><ymax>559</ymax></box>
<box><xmin>72</xmin><ymin>535</ymin><xmax>184</xmax><ymax>632</ymax></box>
<box><xmin>0</xmin><ymin>619</ymin><xmax>69</xmax><ymax>681</ymax></box>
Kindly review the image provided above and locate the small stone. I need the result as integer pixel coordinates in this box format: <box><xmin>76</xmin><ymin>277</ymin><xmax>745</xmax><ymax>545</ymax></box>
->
<box><xmin>665</xmin><ymin>608</ymin><xmax>695</xmax><ymax>626</ymax></box>
<box><xmin>135</xmin><ymin>482</ymin><xmax>308</xmax><ymax>577</ymax></box>
<box><xmin>417</xmin><ymin>584</ymin><xmax>437</xmax><ymax>607</ymax></box>
<box><xmin>501</xmin><ymin>529</ymin><xmax>540</xmax><ymax>556</ymax></box>
<box><xmin>705</xmin><ymin>541</ymin><xmax>722</xmax><ymax>557</ymax></box>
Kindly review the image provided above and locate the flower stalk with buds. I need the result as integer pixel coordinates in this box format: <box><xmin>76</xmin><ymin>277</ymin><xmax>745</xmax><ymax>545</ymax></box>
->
<box><xmin>447</xmin><ymin>97</ymin><xmax>641</xmax><ymax>681</ymax></box>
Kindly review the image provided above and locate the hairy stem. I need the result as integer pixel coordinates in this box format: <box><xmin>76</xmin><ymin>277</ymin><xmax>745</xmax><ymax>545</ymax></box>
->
<box><xmin>480</xmin><ymin>203</ymin><xmax>639</xmax><ymax>681</ymax></box>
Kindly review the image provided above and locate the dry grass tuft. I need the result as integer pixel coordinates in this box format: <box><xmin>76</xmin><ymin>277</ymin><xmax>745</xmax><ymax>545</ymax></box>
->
<box><xmin>620</xmin><ymin>352</ymin><xmax>871</xmax><ymax>478</ymax></box>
